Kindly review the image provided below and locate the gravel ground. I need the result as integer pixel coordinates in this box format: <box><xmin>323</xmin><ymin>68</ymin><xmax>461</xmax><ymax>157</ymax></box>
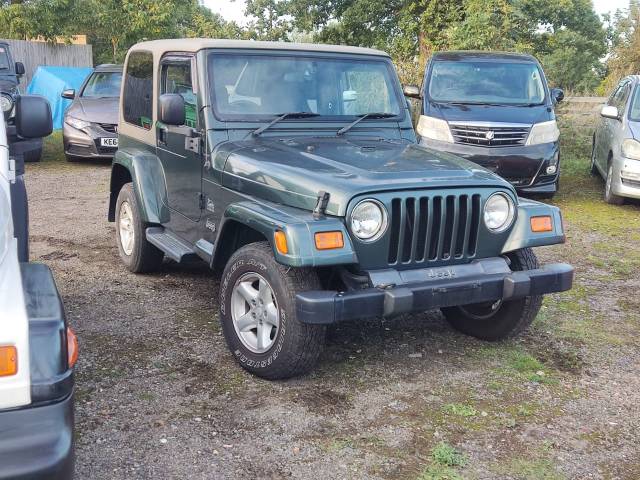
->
<box><xmin>26</xmin><ymin>123</ymin><xmax>640</xmax><ymax>479</ymax></box>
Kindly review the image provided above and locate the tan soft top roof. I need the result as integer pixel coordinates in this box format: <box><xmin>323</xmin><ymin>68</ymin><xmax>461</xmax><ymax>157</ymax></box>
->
<box><xmin>131</xmin><ymin>38</ymin><xmax>390</xmax><ymax>57</ymax></box>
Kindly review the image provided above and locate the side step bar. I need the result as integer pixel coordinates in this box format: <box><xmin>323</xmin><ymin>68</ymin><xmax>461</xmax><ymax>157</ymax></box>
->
<box><xmin>145</xmin><ymin>227</ymin><xmax>199</xmax><ymax>263</ymax></box>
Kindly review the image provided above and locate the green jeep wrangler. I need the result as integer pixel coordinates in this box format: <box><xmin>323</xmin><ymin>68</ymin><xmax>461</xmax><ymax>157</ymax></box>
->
<box><xmin>108</xmin><ymin>39</ymin><xmax>574</xmax><ymax>379</ymax></box>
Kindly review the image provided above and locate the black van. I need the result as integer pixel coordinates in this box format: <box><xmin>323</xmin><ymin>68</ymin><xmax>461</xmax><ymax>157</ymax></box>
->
<box><xmin>414</xmin><ymin>51</ymin><xmax>564</xmax><ymax>197</ymax></box>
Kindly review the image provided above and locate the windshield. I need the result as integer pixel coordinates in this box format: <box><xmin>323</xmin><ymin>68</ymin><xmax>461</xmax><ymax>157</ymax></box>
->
<box><xmin>0</xmin><ymin>47</ymin><xmax>9</xmax><ymax>71</ymax></box>
<box><xmin>428</xmin><ymin>60</ymin><xmax>546</xmax><ymax>105</ymax></box>
<box><xmin>208</xmin><ymin>53</ymin><xmax>402</xmax><ymax>120</ymax></box>
<box><xmin>629</xmin><ymin>85</ymin><xmax>640</xmax><ymax>122</ymax></box>
<box><xmin>81</xmin><ymin>71</ymin><xmax>122</xmax><ymax>98</ymax></box>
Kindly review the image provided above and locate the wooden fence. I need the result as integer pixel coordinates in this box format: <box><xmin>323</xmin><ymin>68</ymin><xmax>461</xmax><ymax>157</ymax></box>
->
<box><xmin>1</xmin><ymin>39</ymin><xmax>93</xmax><ymax>88</ymax></box>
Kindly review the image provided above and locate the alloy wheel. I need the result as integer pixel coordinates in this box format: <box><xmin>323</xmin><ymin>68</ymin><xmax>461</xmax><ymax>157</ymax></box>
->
<box><xmin>119</xmin><ymin>201</ymin><xmax>135</xmax><ymax>256</ymax></box>
<box><xmin>231</xmin><ymin>273</ymin><xmax>279</xmax><ymax>353</ymax></box>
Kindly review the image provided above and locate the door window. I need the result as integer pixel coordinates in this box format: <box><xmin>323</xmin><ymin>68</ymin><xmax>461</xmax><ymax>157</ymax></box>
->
<box><xmin>609</xmin><ymin>81</ymin><xmax>630</xmax><ymax>110</ymax></box>
<box><xmin>161</xmin><ymin>59</ymin><xmax>197</xmax><ymax>128</ymax></box>
<box><xmin>123</xmin><ymin>51</ymin><xmax>153</xmax><ymax>129</ymax></box>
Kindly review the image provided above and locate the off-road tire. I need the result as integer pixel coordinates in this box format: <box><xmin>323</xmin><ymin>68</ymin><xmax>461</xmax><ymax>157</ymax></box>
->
<box><xmin>604</xmin><ymin>162</ymin><xmax>625</xmax><ymax>205</ymax></box>
<box><xmin>442</xmin><ymin>248</ymin><xmax>543</xmax><ymax>341</ymax></box>
<box><xmin>115</xmin><ymin>183</ymin><xmax>164</xmax><ymax>273</ymax></box>
<box><xmin>219</xmin><ymin>242</ymin><xmax>326</xmax><ymax>379</ymax></box>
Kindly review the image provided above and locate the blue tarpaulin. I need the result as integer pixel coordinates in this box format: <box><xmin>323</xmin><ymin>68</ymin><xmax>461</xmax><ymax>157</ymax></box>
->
<box><xmin>27</xmin><ymin>66</ymin><xmax>93</xmax><ymax>129</ymax></box>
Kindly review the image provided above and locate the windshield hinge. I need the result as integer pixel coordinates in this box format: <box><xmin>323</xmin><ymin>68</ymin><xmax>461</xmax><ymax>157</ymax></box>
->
<box><xmin>313</xmin><ymin>191</ymin><xmax>330</xmax><ymax>219</ymax></box>
<box><xmin>198</xmin><ymin>193</ymin><xmax>206</xmax><ymax>210</ymax></box>
<box><xmin>8</xmin><ymin>158</ymin><xmax>16</xmax><ymax>183</ymax></box>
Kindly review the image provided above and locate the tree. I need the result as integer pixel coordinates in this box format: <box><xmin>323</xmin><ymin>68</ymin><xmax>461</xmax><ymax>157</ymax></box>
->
<box><xmin>603</xmin><ymin>1</ymin><xmax>640</xmax><ymax>93</ymax></box>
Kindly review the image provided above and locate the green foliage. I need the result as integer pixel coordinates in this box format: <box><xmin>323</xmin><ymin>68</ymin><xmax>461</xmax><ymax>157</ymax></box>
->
<box><xmin>603</xmin><ymin>0</ymin><xmax>640</xmax><ymax>93</ymax></box>
<box><xmin>0</xmin><ymin>0</ymin><xmax>609</xmax><ymax>92</ymax></box>
<box><xmin>431</xmin><ymin>442</ymin><xmax>467</xmax><ymax>467</ymax></box>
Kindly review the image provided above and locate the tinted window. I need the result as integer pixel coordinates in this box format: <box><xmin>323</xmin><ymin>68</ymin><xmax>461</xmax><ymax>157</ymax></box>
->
<box><xmin>209</xmin><ymin>54</ymin><xmax>401</xmax><ymax>120</ymax></box>
<box><xmin>123</xmin><ymin>52</ymin><xmax>153</xmax><ymax>129</ymax></box>
<box><xmin>428</xmin><ymin>60</ymin><xmax>546</xmax><ymax>105</ymax></box>
<box><xmin>81</xmin><ymin>71</ymin><xmax>122</xmax><ymax>98</ymax></box>
<box><xmin>161</xmin><ymin>60</ymin><xmax>196</xmax><ymax>128</ymax></box>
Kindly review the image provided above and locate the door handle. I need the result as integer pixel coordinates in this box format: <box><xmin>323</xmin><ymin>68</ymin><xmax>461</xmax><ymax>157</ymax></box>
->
<box><xmin>157</xmin><ymin>125</ymin><xmax>168</xmax><ymax>146</ymax></box>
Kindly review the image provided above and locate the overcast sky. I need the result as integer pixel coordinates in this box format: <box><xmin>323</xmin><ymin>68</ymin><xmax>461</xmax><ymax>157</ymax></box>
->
<box><xmin>203</xmin><ymin>0</ymin><xmax>632</xmax><ymax>26</ymax></box>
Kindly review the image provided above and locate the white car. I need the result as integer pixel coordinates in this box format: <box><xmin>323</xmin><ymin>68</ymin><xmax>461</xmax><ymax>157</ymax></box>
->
<box><xmin>0</xmin><ymin>93</ymin><xmax>77</xmax><ymax>479</ymax></box>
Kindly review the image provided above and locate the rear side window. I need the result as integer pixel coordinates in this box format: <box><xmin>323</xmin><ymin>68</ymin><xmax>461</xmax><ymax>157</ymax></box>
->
<box><xmin>123</xmin><ymin>51</ymin><xmax>153</xmax><ymax>129</ymax></box>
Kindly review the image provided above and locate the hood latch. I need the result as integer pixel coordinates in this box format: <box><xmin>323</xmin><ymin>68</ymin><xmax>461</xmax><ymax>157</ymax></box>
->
<box><xmin>313</xmin><ymin>191</ymin><xmax>330</xmax><ymax>219</ymax></box>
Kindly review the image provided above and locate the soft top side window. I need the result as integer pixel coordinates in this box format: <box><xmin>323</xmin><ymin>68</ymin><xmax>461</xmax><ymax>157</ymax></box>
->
<box><xmin>123</xmin><ymin>51</ymin><xmax>153</xmax><ymax>130</ymax></box>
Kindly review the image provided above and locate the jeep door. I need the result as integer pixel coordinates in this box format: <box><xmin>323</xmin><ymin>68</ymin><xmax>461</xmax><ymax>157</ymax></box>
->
<box><xmin>156</xmin><ymin>55</ymin><xmax>202</xmax><ymax>228</ymax></box>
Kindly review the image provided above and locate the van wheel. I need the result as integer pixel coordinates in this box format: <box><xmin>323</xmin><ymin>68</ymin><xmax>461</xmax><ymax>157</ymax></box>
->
<box><xmin>219</xmin><ymin>242</ymin><xmax>326</xmax><ymax>379</ymax></box>
<box><xmin>115</xmin><ymin>183</ymin><xmax>164</xmax><ymax>273</ymax></box>
<box><xmin>604</xmin><ymin>163</ymin><xmax>624</xmax><ymax>205</ymax></box>
<box><xmin>442</xmin><ymin>248</ymin><xmax>542</xmax><ymax>341</ymax></box>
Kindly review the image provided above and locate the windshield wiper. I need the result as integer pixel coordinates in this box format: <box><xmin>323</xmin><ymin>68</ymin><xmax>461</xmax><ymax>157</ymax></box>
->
<box><xmin>252</xmin><ymin>111</ymin><xmax>320</xmax><ymax>136</ymax></box>
<box><xmin>337</xmin><ymin>112</ymin><xmax>396</xmax><ymax>136</ymax></box>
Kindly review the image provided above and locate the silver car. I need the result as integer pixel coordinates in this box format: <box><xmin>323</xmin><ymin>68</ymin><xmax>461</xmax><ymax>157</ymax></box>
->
<box><xmin>62</xmin><ymin>64</ymin><xmax>122</xmax><ymax>162</ymax></box>
<box><xmin>591</xmin><ymin>75</ymin><xmax>640</xmax><ymax>204</ymax></box>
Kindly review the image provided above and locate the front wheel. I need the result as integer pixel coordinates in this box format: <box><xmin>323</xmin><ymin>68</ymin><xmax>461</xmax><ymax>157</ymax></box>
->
<box><xmin>219</xmin><ymin>242</ymin><xmax>326</xmax><ymax>379</ymax></box>
<box><xmin>442</xmin><ymin>248</ymin><xmax>543</xmax><ymax>341</ymax></box>
<box><xmin>115</xmin><ymin>183</ymin><xmax>164</xmax><ymax>273</ymax></box>
<box><xmin>604</xmin><ymin>163</ymin><xmax>625</xmax><ymax>205</ymax></box>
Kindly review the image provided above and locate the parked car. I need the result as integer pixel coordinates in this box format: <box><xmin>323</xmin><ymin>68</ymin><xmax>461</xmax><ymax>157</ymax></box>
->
<box><xmin>0</xmin><ymin>41</ymin><xmax>43</xmax><ymax>163</ymax></box>
<box><xmin>62</xmin><ymin>63</ymin><xmax>122</xmax><ymax>162</ymax></box>
<box><xmin>0</xmin><ymin>93</ymin><xmax>76</xmax><ymax>479</ymax></box>
<box><xmin>410</xmin><ymin>51</ymin><xmax>564</xmax><ymax>198</ymax></box>
<box><xmin>591</xmin><ymin>75</ymin><xmax>640</xmax><ymax>204</ymax></box>
<box><xmin>108</xmin><ymin>39</ymin><xmax>573</xmax><ymax>379</ymax></box>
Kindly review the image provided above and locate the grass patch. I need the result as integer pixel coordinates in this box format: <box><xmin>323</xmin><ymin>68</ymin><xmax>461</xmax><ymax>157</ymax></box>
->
<box><xmin>442</xmin><ymin>403</ymin><xmax>477</xmax><ymax>418</ymax></box>
<box><xmin>41</xmin><ymin>130</ymin><xmax>65</xmax><ymax>164</ymax></box>
<box><xmin>418</xmin><ymin>442</ymin><xmax>467</xmax><ymax>480</ymax></box>
<box><xmin>494</xmin><ymin>458</ymin><xmax>565</xmax><ymax>480</ymax></box>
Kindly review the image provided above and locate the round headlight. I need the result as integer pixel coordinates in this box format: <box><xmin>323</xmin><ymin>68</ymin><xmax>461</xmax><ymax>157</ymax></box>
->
<box><xmin>484</xmin><ymin>193</ymin><xmax>515</xmax><ymax>233</ymax></box>
<box><xmin>350</xmin><ymin>200</ymin><xmax>388</xmax><ymax>241</ymax></box>
<box><xmin>0</xmin><ymin>93</ymin><xmax>13</xmax><ymax>113</ymax></box>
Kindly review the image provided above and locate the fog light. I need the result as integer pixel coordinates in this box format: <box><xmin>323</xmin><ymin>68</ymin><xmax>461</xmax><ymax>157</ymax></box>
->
<box><xmin>546</xmin><ymin>165</ymin><xmax>557</xmax><ymax>175</ymax></box>
<box><xmin>621</xmin><ymin>170</ymin><xmax>640</xmax><ymax>181</ymax></box>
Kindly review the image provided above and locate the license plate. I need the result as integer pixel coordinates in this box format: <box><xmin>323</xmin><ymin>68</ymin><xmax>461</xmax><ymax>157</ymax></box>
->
<box><xmin>100</xmin><ymin>137</ymin><xmax>118</xmax><ymax>147</ymax></box>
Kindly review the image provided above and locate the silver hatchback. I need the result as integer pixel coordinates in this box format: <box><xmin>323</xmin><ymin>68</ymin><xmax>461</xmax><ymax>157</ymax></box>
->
<box><xmin>591</xmin><ymin>75</ymin><xmax>640</xmax><ymax>204</ymax></box>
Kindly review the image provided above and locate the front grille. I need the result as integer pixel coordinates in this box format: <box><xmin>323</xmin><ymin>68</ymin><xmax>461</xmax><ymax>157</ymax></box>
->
<box><xmin>100</xmin><ymin>123</ymin><xmax>117</xmax><ymax>133</ymax></box>
<box><xmin>449</xmin><ymin>123</ymin><xmax>530</xmax><ymax>147</ymax></box>
<box><xmin>387</xmin><ymin>194</ymin><xmax>482</xmax><ymax>265</ymax></box>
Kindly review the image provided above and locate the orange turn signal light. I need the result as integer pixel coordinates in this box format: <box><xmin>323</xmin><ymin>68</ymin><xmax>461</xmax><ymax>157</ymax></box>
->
<box><xmin>67</xmin><ymin>327</ymin><xmax>78</xmax><ymax>369</ymax></box>
<box><xmin>0</xmin><ymin>346</ymin><xmax>17</xmax><ymax>377</ymax></box>
<box><xmin>315</xmin><ymin>231</ymin><xmax>344</xmax><ymax>250</ymax></box>
<box><xmin>530</xmin><ymin>215</ymin><xmax>553</xmax><ymax>233</ymax></box>
<box><xmin>274</xmin><ymin>230</ymin><xmax>289</xmax><ymax>255</ymax></box>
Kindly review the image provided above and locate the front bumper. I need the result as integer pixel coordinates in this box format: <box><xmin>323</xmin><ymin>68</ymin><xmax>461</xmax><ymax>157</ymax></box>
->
<box><xmin>612</xmin><ymin>157</ymin><xmax>640</xmax><ymax>200</ymax></box>
<box><xmin>0</xmin><ymin>392</ymin><xmax>74</xmax><ymax>480</ymax></box>
<box><xmin>63</xmin><ymin>121</ymin><xmax>117</xmax><ymax>159</ymax></box>
<box><xmin>297</xmin><ymin>257</ymin><xmax>574</xmax><ymax>324</ymax></box>
<box><xmin>419</xmin><ymin>138</ymin><xmax>559</xmax><ymax>194</ymax></box>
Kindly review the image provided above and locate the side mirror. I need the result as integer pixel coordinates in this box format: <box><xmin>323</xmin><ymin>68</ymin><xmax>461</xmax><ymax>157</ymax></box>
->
<box><xmin>403</xmin><ymin>85</ymin><xmax>421</xmax><ymax>99</ymax></box>
<box><xmin>61</xmin><ymin>89</ymin><xmax>75</xmax><ymax>100</ymax></box>
<box><xmin>14</xmin><ymin>62</ymin><xmax>25</xmax><ymax>76</ymax></box>
<box><xmin>551</xmin><ymin>88</ymin><xmax>564</xmax><ymax>104</ymax></box>
<box><xmin>158</xmin><ymin>93</ymin><xmax>185</xmax><ymax>126</ymax></box>
<box><xmin>601</xmin><ymin>105</ymin><xmax>620</xmax><ymax>120</ymax></box>
<box><xmin>15</xmin><ymin>95</ymin><xmax>53</xmax><ymax>139</ymax></box>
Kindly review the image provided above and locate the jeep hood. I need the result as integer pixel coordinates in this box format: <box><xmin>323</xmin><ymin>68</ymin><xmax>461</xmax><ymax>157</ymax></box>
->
<box><xmin>222</xmin><ymin>136</ymin><xmax>510</xmax><ymax>216</ymax></box>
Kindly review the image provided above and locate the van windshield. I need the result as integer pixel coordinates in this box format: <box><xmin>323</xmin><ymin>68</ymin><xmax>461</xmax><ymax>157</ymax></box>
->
<box><xmin>428</xmin><ymin>60</ymin><xmax>546</xmax><ymax>106</ymax></box>
<box><xmin>81</xmin><ymin>71</ymin><xmax>122</xmax><ymax>98</ymax></box>
<box><xmin>208</xmin><ymin>53</ymin><xmax>402</xmax><ymax>120</ymax></box>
